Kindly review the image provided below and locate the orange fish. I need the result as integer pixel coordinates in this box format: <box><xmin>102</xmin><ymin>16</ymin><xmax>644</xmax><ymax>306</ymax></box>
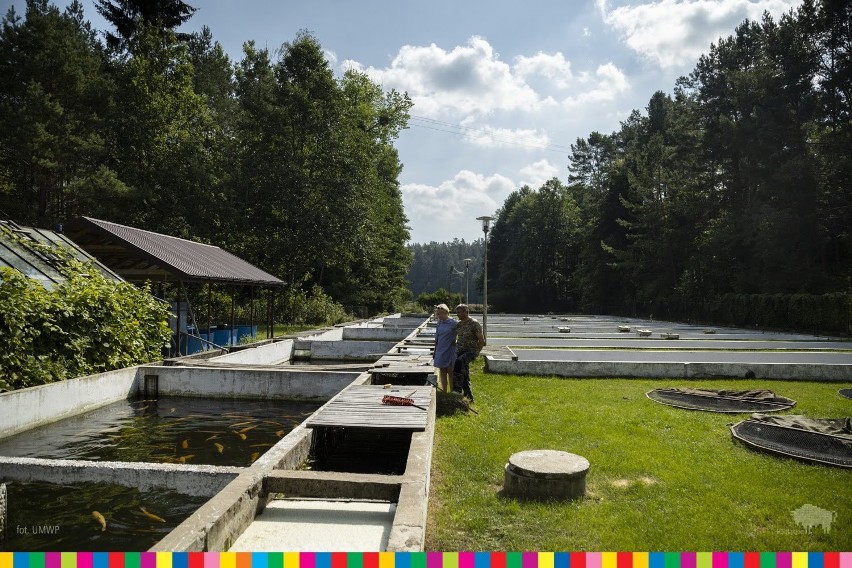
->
<box><xmin>214</xmin><ymin>442</ymin><xmax>224</xmax><ymax>454</ymax></box>
<box><xmin>181</xmin><ymin>439</ymin><xmax>189</xmax><ymax>449</ymax></box>
<box><xmin>178</xmin><ymin>454</ymin><xmax>194</xmax><ymax>463</ymax></box>
<box><xmin>140</xmin><ymin>507</ymin><xmax>166</xmax><ymax>523</ymax></box>
<box><xmin>250</xmin><ymin>452</ymin><xmax>259</xmax><ymax>463</ymax></box>
<box><xmin>92</xmin><ymin>511</ymin><xmax>106</xmax><ymax>532</ymax></box>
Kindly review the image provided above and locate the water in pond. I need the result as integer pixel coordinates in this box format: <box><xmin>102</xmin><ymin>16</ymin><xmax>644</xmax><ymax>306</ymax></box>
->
<box><xmin>0</xmin><ymin>480</ymin><xmax>208</xmax><ymax>551</ymax></box>
<box><xmin>0</xmin><ymin>397</ymin><xmax>322</xmax><ymax>467</ymax></box>
<box><xmin>307</xmin><ymin>427</ymin><xmax>412</xmax><ymax>475</ymax></box>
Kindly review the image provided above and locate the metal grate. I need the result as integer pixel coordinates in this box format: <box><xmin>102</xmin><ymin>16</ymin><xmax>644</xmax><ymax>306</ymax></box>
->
<box><xmin>731</xmin><ymin>420</ymin><xmax>852</xmax><ymax>468</ymax></box>
<box><xmin>647</xmin><ymin>388</ymin><xmax>795</xmax><ymax>413</ymax></box>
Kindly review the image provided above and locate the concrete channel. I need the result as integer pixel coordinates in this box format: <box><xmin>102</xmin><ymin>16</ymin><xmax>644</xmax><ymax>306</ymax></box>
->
<box><xmin>2</xmin><ymin>312</ymin><xmax>849</xmax><ymax>551</ymax></box>
<box><xmin>0</xmin><ymin>314</ymin><xmax>437</xmax><ymax>552</ymax></box>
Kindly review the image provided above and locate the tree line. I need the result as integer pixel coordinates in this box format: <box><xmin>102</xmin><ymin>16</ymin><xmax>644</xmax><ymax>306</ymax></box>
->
<box><xmin>406</xmin><ymin>239</ymin><xmax>484</xmax><ymax>305</ymax></box>
<box><xmin>485</xmin><ymin>0</ymin><xmax>851</xmax><ymax>333</ymax></box>
<box><xmin>0</xmin><ymin>0</ymin><xmax>413</xmax><ymax>315</ymax></box>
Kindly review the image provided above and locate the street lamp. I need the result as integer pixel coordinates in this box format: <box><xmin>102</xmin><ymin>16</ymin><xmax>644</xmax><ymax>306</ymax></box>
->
<box><xmin>476</xmin><ymin>216</ymin><xmax>493</xmax><ymax>340</ymax></box>
<box><xmin>463</xmin><ymin>258</ymin><xmax>472</xmax><ymax>304</ymax></box>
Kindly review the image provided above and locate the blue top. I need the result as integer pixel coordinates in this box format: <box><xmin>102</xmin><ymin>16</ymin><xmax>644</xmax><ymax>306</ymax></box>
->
<box><xmin>433</xmin><ymin>317</ymin><xmax>458</xmax><ymax>368</ymax></box>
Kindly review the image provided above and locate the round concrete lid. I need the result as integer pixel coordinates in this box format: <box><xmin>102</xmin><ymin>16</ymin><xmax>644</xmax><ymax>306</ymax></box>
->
<box><xmin>506</xmin><ymin>450</ymin><xmax>590</xmax><ymax>479</ymax></box>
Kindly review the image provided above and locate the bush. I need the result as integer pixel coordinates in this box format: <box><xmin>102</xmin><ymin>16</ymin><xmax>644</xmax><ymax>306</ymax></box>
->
<box><xmin>416</xmin><ymin>288</ymin><xmax>463</xmax><ymax>311</ymax></box>
<box><xmin>0</xmin><ymin>263</ymin><xmax>171</xmax><ymax>391</ymax></box>
<box><xmin>281</xmin><ymin>285</ymin><xmax>351</xmax><ymax>325</ymax></box>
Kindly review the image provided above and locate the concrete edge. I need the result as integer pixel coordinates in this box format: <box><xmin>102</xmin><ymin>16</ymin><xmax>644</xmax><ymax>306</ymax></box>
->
<box><xmin>148</xmin><ymin>424</ymin><xmax>316</xmax><ymax>551</ymax></box>
<box><xmin>150</xmin><ymin>469</ymin><xmax>266</xmax><ymax>551</ymax></box>
<box><xmin>0</xmin><ymin>456</ymin><xmax>240</xmax><ymax>497</ymax></box>
<box><xmin>0</xmin><ymin>366</ymin><xmax>141</xmax><ymax>439</ymax></box>
<box><xmin>386</xmin><ymin>387</ymin><xmax>436</xmax><ymax>552</ymax></box>
<box><xmin>484</xmin><ymin>357</ymin><xmax>852</xmax><ymax>381</ymax></box>
<box><xmin>264</xmin><ymin>470</ymin><xmax>403</xmax><ymax>501</ymax></box>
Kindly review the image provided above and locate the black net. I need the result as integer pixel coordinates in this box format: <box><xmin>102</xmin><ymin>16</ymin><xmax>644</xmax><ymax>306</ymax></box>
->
<box><xmin>731</xmin><ymin>420</ymin><xmax>852</xmax><ymax>468</ymax></box>
<box><xmin>647</xmin><ymin>388</ymin><xmax>795</xmax><ymax>413</ymax></box>
<box><xmin>840</xmin><ymin>388</ymin><xmax>852</xmax><ymax>400</ymax></box>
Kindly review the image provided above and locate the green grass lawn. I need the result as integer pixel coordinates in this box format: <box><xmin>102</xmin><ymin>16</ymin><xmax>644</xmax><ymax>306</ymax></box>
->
<box><xmin>426</xmin><ymin>362</ymin><xmax>851</xmax><ymax>551</ymax></box>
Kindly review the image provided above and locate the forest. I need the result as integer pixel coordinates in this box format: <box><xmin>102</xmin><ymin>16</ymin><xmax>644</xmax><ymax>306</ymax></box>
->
<box><xmin>0</xmin><ymin>0</ymin><xmax>413</xmax><ymax>316</ymax></box>
<box><xmin>3</xmin><ymin>0</ymin><xmax>851</xmax><ymax>335</ymax></box>
<box><xmin>478</xmin><ymin>0</ymin><xmax>851</xmax><ymax>334</ymax></box>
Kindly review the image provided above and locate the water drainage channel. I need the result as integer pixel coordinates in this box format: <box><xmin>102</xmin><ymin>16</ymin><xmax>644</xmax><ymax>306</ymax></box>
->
<box><xmin>0</xmin><ymin>314</ymin><xmax>437</xmax><ymax>552</ymax></box>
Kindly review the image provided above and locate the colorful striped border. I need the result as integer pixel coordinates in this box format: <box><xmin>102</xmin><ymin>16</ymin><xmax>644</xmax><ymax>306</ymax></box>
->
<box><xmin>0</xmin><ymin>553</ymin><xmax>849</xmax><ymax>568</ymax></box>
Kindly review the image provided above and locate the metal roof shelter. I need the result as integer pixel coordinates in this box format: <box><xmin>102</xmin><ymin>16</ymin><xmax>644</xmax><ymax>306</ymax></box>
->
<box><xmin>63</xmin><ymin>216</ymin><xmax>285</xmax><ymax>354</ymax></box>
<box><xmin>63</xmin><ymin>216</ymin><xmax>284</xmax><ymax>287</ymax></box>
<box><xmin>0</xmin><ymin>220</ymin><xmax>122</xmax><ymax>289</ymax></box>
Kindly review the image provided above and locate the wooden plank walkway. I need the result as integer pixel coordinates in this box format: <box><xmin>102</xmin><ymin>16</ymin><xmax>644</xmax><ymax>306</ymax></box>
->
<box><xmin>305</xmin><ymin>385</ymin><xmax>432</xmax><ymax>431</ymax></box>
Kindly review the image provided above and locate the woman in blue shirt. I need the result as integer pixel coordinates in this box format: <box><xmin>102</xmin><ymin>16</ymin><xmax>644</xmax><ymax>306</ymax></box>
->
<box><xmin>432</xmin><ymin>303</ymin><xmax>458</xmax><ymax>392</ymax></box>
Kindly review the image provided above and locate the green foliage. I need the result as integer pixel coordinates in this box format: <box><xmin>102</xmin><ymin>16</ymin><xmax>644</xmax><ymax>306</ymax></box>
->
<box><xmin>0</xmin><ymin>264</ymin><xmax>171</xmax><ymax>391</ymax></box>
<box><xmin>281</xmin><ymin>285</ymin><xmax>350</xmax><ymax>326</ymax></box>
<box><xmin>416</xmin><ymin>288</ymin><xmax>463</xmax><ymax>311</ymax></box>
<box><xmin>0</xmin><ymin>7</ymin><xmax>412</xmax><ymax>320</ymax></box>
<box><xmin>407</xmin><ymin>239</ymin><xmax>484</xmax><ymax>303</ymax></box>
<box><xmin>703</xmin><ymin>292</ymin><xmax>852</xmax><ymax>335</ymax></box>
<box><xmin>482</xmin><ymin>0</ymin><xmax>852</xmax><ymax>329</ymax></box>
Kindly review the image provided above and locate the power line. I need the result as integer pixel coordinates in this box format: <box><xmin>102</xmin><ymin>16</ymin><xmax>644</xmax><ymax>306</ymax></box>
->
<box><xmin>407</xmin><ymin>114</ymin><xmax>572</xmax><ymax>154</ymax></box>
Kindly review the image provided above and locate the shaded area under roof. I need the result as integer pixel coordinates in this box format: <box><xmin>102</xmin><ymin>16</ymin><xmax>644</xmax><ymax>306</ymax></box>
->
<box><xmin>64</xmin><ymin>216</ymin><xmax>284</xmax><ymax>287</ymax></box>
<box><xmin>0</xmin><ymin>220</ymin><xmax>123</xmax><ymax>289</ymax></box>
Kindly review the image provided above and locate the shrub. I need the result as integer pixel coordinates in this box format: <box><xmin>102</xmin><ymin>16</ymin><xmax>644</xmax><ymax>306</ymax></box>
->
<box><xmin>0</xmin><ymin>262</ymin><xmax>171</xmax><ymax>391</ymax></box>
<box><xmin>281</xmin><ymin>285</ymin><xmax>350</xmax><ymax>325</ymax></box>
<box><xmin>416</xmin><ymin>288</ymin><xmax>463</xmax><ymax>311</ymax></box>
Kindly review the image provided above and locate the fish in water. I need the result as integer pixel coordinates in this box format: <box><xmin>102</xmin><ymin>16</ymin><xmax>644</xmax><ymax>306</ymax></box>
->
<box><xmin>205</xmin><ymin>434</ymin><xmax>219</xmax><ymax>441</ymax></box>
<box><xmin>249</xmin><ymin>443</ymin><xmax>273</xmax><ymax>448</ymax></box>
<box><xmin>92</xmin><ymin>511</ymin><xmax>107</xmax><ymax>532</ymax></box>
<box><xmin>236</xmin><ymin>432</ymin><xmax>247</xmax><ymax>440</ymax></box>
<box><xmin>140</xmin><ymin>507</ymin><xmax>166</xmax><ymax>523</ymax></box>
<box><xmin>181</xmin><ymin>439</ymin><xmax>189</xmax><ymax>449</ymax></box>
<box><xmin>214</xmin><ymin>442</ymin><xmax>224</xmax><ymax>454</ymax></box>
<box><xmin>229</xmin><ymin>421</ymin><xmax>254</xmax><ymax>428</ymax></box>
<box><xmin>177</xmin><ymin>454</ymin><xmax>194</xmax><ymax>463</ymax></box>
<box><xmin>250</xmin><ymin>452</ymin><xmax>259</xmax><ymax>463</ymax></box>
<box><xmin>237</xmin><ymin>425</ymin><xmax>258</xmax><ymax>434</ymax></box>
<box><xmin>275</xmin><ymin>430</ymin><xmax>284</xmax><ymax>438</ymax></box>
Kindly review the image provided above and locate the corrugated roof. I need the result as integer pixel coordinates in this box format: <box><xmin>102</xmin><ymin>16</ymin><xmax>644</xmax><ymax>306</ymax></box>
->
<box><xmin>64</xmin><ymin>216</ymin><xmax>284</xmax><ymax>287</ymax></box>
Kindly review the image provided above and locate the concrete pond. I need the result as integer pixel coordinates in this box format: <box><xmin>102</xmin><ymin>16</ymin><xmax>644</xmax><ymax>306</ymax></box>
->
<box><xmin>1</xmin><ymin>312</ymin><xmax>850</xmax><ymax>551</ymax></box>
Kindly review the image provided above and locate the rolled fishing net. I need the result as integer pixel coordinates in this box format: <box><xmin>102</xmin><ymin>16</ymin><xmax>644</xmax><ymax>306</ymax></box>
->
<box><xmin>730</xmin><ymin>414</ymin><xmax>852</xmax><ymax>468</ymax></box>
<box><xmin>646</xmin><ymin>387</ymin><xmax>795</xmax><ymax>413</ymax></box>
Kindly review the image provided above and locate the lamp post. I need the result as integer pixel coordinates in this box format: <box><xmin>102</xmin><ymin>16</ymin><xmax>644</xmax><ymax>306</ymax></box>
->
<box><xmin>476</xmin><ymin>216</ymin><xmax>493</xmax><ymax>340</ymax></box>
<box><xmin>463</xmin><ymin>258</ymin><xmax>472</xmax><ymax>304</ymax></box>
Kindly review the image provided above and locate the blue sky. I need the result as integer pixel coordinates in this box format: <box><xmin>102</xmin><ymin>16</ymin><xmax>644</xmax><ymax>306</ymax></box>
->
<box><xmin>3</xmin><ymin>0</ymin><xmax>803</xmax><ymax>243</ymax></box>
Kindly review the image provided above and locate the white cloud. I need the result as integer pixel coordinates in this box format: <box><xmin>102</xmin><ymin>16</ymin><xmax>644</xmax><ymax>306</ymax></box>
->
<box><xmin>562</xmin><ymin>63</ymin><xmax>630</xmax><ymax>106</ymax></box>
<box><xmin>519</xmin><ymin>159</ymin><xmax>561</xmax><ymax>189</ymax></box>
<box><xmin>514</xmin><ymin>52</ymin><xmax>574</xmax><ymax>89</ymax></box>
<box><xmin>344</xmin><ymin>36</ymin><xmax>631</xmax><ymax>122</ymax></box>
<box><xmin>596</xmin><ymin>0</ymin><xmax>802</xmax><ymax>69</ymax></box>
<box><xmin>345</xmin><ymin>36</ymin><xmax>542</xmax><ymax>118</ymax></box>
<box><xmin>462</xmin><ymin>125</ymin><xmax>552</xmax><ymax>150</ymax></box>
<box><xmin>401</xmin><ymin>170</ymin><xmax>514</xmax><ymax>241</ymax></box>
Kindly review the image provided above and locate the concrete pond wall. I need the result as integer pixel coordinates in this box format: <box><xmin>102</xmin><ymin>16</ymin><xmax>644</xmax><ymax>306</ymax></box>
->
<box><xmin>0</xmin><ymin>314</ymin><xmax>437</xmax><ymax>552</ymax></box>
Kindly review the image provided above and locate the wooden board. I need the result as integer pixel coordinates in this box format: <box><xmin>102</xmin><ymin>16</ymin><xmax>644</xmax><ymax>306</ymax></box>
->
<box><xmin>306</xmin><ymin>385</ymin><xmax>432</xmax><ymax>430</ymax></box>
